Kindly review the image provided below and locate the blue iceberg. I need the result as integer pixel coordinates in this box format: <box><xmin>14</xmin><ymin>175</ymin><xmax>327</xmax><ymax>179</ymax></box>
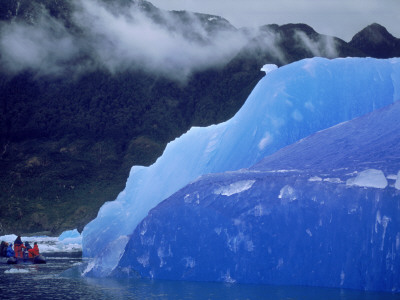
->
<box><xmin>82</xmin><ymin>57</ymin><xmax>400</xmax><ymax>277</ymax></box>
<box><xmin>118</xmin><ymin>100</ymin><xmax>400</xmax><ymax>292</ymax></box>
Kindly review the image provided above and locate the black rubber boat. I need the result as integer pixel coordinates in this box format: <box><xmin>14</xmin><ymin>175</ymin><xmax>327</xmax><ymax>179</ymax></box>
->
<box><xmin>2</xmin><ymin>255</ymin><xmax>46</xmax><ymax>264</ymax></box>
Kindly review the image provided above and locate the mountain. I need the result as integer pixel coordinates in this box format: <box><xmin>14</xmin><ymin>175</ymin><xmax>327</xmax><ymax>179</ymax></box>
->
<box><xmin>116</xmin><ymin>86</ymin><xmax>400</xmax><ymax>293</ymax></box>
<box><xmin>1</xmin><ymin>0</ymin><xmax>399</xmax><ymax>236</ymax></box>
<box><xmin>349</xmin><ymin>23</ymin><xmax>400</xmax><ymax>58</ymax></box>
<box><xmin>81</xmin><ymin>57</ymin><xmax>400</xmax><ymax>277</ymax></box>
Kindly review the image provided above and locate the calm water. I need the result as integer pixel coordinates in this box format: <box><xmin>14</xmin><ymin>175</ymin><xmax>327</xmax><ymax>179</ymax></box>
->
<box><xmin>1</xmin><ymin>251</ymin><xmax>399</xmax><ymax>300</ymax></box>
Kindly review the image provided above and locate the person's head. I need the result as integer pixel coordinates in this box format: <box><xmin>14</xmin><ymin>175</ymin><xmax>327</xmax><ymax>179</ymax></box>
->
<box><xmin>9</xmin><ymin>243</ymin><xmax>12</xmax><ymax>247</ymax></box>
<box><xmin>34</xmin><ymin>242</ymin><xmax>37</xmax><ymax>245</ymax></box>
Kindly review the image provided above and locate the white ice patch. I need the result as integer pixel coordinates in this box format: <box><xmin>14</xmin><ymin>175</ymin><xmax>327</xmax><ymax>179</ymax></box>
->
<box><xmin>183</xmin><ymin>257</ymin><xmax>196</xmax><ymax>268</ymax></box>
<box><xmin>5</xmin><ymin>268</ymin><xmax>31</xmax><ymax>274</ymax></box>
<box><xmin>381</xmin><ymin>216</ymin><xmax>391</xmax><ymax>251</ymax></box>
<box><xmin>158</xmin><ymin>246</ymin><xmax>173</xmax><ymax>268</ymax></box>
<box><xmin>213</xmin><ymin>180</ymin><xmax>255</xmax><ymax>196</ymax></box>
<box><xmin>291</xmin><ymin>109</ymin><xmax>303</xmax><ymax>121</ymax></box>
<box><xmin>221</xmin><ymin>270</ymin><xmax>236</xmax><ymax>283</ymax></box>
<box><xmin>260</xmin><ymin>64</ymin><xmax>278</xmax><ymax>75</ymax></box>
<box><xmin>214</xmin><ymin>227</ymin><xmax>222</xmax><ymax>235</ymax></box>
<box><xmin>308</xmin><ymin>176</ymin><xmax>322</xmax><ymax>182</ymax></box>
<box><xmin>246</xmin><ymin>240</ymin><xmax>254</xmax><ymax>252</ymax></box>
<box><xmin>395</xmin><ymin>171</ymin><xmax>400</xmax><ymax>190</ymax></box>
<box><xmin>340</xmin><ymin>270</ymin><xmax>345</xmax><ymax>286</ymax></box>
<box><xmin>137</xmin><ymin>252</ymin><xmax>150</xmax><ymax>268</ymax></box>
<box><xmin>323</xmin><ymin>178</ymin><xmax>342</xmax><ymax>183</ymax></box>
<box><xmin>82</xmin><ymin>259</ymin><xmax>96</xmax><ymax>276</ymax></box>
<box><xmin>278</xmin><ymin>185</ymin><xmax>297</xmax><ymax>202</ymax></box>
<box><xmin>346</xmin><ymin>169</ymin><xmax>388</xmax><ymax>189</ymax></box>
<box><xmin>258</xmin><ymin>132</ymin><xmax>273</xmax><ymax>150</ymax></box>
<box><xmin>306</xmin><ymin>229</ymin><xmax>313</xmax><ymax>237</ymax></box>
<box><xmin>304</xmin><ymin>101</ymin><xmax>315</xmax><ymax>111</ymax></box>
<box><xmin>253</xmin><ymin>204</ymin><xmax>270</xmax><ymax>217</ymax></box>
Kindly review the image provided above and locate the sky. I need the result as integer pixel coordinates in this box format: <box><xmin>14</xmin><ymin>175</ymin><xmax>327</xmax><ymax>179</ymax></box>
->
<box><xmin>149</xmin><ymin>0</ymin><xmax>400</xmax><ymax>41</ymax></box>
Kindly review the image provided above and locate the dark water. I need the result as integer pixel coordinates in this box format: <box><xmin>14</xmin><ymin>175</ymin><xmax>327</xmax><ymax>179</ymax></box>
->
<box><xmin>1</xmin><ymin>252</ymin><xmax>399</xmax><ymax>300</ymax></box>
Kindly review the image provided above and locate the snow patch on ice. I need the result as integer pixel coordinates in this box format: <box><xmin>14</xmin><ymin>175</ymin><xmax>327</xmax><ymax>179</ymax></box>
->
<box><xmin>291</xmin><ymin>109</ymin><xmax>303</xmax><ymax>121</ymax></box>
<box><xmin>323</xmin><ymin>178</ymin><xmax>342</xmax><ymax>183</ymax></box>
<box><xmin>260</xmin><ymin>64</ymin><xmax>278</xmax><ymax>75</ymax></box>
<box><xmin>5</xmin><ymin>268</ymin><xmax>31</xmax><ymax>274</ymax></box>
<box><xmin>346</xmin><ymin>169</ymin><xmax>388</xmax><ymax>189</ymax></box>
<box><xmin>395</xmin><ymin>171</ymin><xmax>400</xmax><ymax>190</ymax></box>
<box><xmin>183</xmin><ymin>257</ymin><xmax>195</xmax><ymax>268</ymax></box>
<box><xmin>82</xmin><ymin>259</ymin><xmax>96</xmax><ymax>276</ymax></box>
<box><xmin>221</xmin><ymin>270</ymin><xmax>236</xmax><ymax>283</ymax></box>
<box><xmin>253</xmin><ymin>204</ymin><xmax>270</xmax><ymax>217</ymax></box>
<box><xmin>340</xmin><ymin>270</ymin><xmax>345</xmax><ymax>286</ymax></box>
<box><xmin>309</xmin><ymin>176</ymin><xmax>322</xmax><ymax>182</ymax></box>
<box><xmin>278</xmin><ymin>185</ymin><xmax>297</xmax><ymax>202</ymax></box>
<box><xmin>137</xmin><ymin>252</ymin><xmax>150</xmax><ymax>268</ymax></box>
<box><xmin>214</xmin><ymin>180</ymin><xmax>255</xmax><ymax>196</ymax></box>
<box><xmin>258</xmin><ymin>132</ymin><xmax>273</xmax><ymax>150</ymax></box>
<box><xmin>381</xmin><ymin>216</ymin><xmax>391</xmax><ymax>251</ymax></box>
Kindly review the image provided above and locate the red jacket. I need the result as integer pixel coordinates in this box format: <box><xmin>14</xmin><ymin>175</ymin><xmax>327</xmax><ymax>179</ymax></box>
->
<box><xmin>14</xmin><ymin>243</ymin><xmax>26</xmax><ymax>258</ymax></box>
<box><xmin>28</xmin><ymin>244</ymin><xmax>39</xmax><ymax>257</ymax></box>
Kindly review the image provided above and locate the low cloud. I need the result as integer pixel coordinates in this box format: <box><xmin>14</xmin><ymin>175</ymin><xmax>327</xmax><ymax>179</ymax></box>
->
<box><xmin>0</xmin><ymin>7</ymin><xmax>78</xmax><ymax>76</ymax></box>
<box><xmin>294</xmin><ymin>31</ymin><xmax>338</xmax><ymax>58</ymax></box>
<box><xmin>0</xmin><ymin>0</ymin><xmax>342</xmax><ymax>80</ymax></box>
<box><xmin>0</xmin><ymin>0</ymin><xmax>249</xmax><ymax>80</ymax></box>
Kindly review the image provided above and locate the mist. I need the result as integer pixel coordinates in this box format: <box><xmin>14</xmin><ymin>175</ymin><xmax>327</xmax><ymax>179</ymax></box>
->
<box><xmin>0</xmin><ymin>0</ymin><xmax>344</xmax><ymax>81</ymax></box>
<box><xmin>0</xmin><ymin>7</ymin><xmax>78</xmax><ymax>76</ymax></box>
<box><xmin>0</xmin><ymin>0</ymin><xmax>249</xmax><ymax>80</ymax></box>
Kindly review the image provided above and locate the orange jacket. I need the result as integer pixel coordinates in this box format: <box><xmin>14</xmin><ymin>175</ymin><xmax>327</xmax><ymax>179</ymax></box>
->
<box><xmin>28</xmin><ymin>245</ymin><xmax>39</xmax><ymax>257</ymax></box>
<box><xmin>14</xmin><ymin>243</ymin><xmax>26</xmax><ymax>258</ymax></box>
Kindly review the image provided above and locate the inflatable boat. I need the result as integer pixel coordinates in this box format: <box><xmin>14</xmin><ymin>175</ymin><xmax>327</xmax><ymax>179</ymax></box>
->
<box><xmin>3</xmin><ymin>255</ymin><xmax>46</xmax><ymax>264</ymax></box>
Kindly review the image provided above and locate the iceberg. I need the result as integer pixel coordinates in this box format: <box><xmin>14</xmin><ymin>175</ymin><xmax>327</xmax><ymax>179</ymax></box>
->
<box><xmin>82</xmin><ymin>57</ymin><xmax>400</xmax><ymax>277</ymax></box>
<box><xmin>117</xmin><ymin>100</ymin><xmax>400</xmax><ymax>292</ymax></box>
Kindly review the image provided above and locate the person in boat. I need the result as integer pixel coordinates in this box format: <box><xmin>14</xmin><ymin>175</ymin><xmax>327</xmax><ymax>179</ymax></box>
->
<box><xmin>28</xmin><ymin>242</ymin><xmax>40</xmax><ymax>258</ymax></box>
<box><xmin>23</xmin><ymin>242</ymin><xmax>32</xmax><ymax>259</ymax></box>
<box><xmin>0</xmin><ymin>241</ymin><xmax>8</xmax><ymax>257</ymax></box>
<box><xmin>25</xmin><ymin>241</ymin><xmax>32</xmax><ymax>251</ymax></box>
<box><xmin>6</xmin><ymin>243</ymin><xmax>15</xmax><ymax>258</ymax></box>
<box><xmin>14</xmin><ymin>236</ymin><xmax>26</xmax><ymax>259</ymax></box>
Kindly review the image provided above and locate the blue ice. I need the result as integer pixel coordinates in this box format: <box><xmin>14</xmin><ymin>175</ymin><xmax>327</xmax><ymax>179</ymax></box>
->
<box><xmin>82</xmin><ymin>57</ymin><xmax>400</xmax><ymax>276</ymax></box>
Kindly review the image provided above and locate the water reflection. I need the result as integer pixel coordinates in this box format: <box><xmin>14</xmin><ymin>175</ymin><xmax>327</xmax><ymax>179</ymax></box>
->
<box><xmin>82</xmin><ymin>277</ymin><xmax>400</xmax><ymax>300</ymax></box>
<box><xmin>1</xmin><ymin>253</ymin><xmax>399</xmax><ymax>300</ymax></box>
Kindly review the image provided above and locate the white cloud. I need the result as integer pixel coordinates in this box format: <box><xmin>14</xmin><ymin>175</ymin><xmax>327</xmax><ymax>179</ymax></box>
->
<box><xmin>0</xmin><ymin>8</ymin><xmax>78</xmax><ymax>75</ymax></box>
<box><xmin>0</xmin><ymin>0</ymin><xmax>249</xmax><ymax>79</ymax></box>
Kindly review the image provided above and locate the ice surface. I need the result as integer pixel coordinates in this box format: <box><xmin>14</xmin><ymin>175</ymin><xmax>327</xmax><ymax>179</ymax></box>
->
<box><xmin>346</xmin><ymin>169</ymin><xmax>388</xmax><ymax>189</ymax></box>
<box><xmin>260</xmin><ymin>64</ymin><xmax>278</xmax><ymax>74</ymax></box>
<box><xmin>213</xmin><ymin>180</ymin><xmax>256</xmax><ymax>196</ymax></box>
<box><xmin>117</xmin><ymin>100</ymin><xmax>400</xmax><ymax>292</ymax></box>
<box><xmin>83</xmin><ymin>57</ymin><xmax>400</xmax><ymax>277</ymax></box>
<box><xmin>395</xmin><ymin>171</ymin><xmax>400</xmax><ymax>190</ymax></box>
<box><xmin>58</xmin><ymin>229</ymin><xmax>82</xmax><ymax>245</ymax></box>
<box><xmin>5</xmin><ymin>269</ymin><xmax>31</xmax><ymax>274</ymax></box>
